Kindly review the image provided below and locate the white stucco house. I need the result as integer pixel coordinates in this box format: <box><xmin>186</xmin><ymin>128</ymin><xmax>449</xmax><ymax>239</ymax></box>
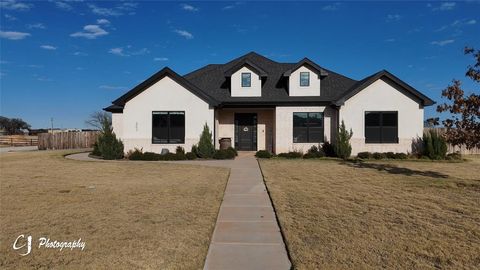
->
<box><xmin>104</xmin><ymin>52</ymin><xmax>434</xmax><ymax>155</ymax></box>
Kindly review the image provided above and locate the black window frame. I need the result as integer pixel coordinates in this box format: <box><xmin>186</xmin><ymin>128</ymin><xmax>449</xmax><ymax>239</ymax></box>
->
<box><xmin>293</xmin><ymin>112</ymin><xmax>324</xmax><ymax>143</ymax></box>
<box><xmin>299</xmin><ymin>72</ymin><xmax>310</xmax><ymax>87</ymax></box>
<box><xmin>241</xmin><ymin>72</ymin><xmax>251</xmax><ymax>87</ymax></box>
<box><xmin>152</xmin><ymin>111</ymin><xmax>185</xmax><ymax>144</ymax></box>
<box><xmin>364</xmin><ymin>111</ymin><xmax>398</xmax><ymax>144</ymax></box>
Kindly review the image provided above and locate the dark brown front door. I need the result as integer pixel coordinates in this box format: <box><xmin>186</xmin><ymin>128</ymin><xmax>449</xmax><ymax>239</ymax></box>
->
<box><xmin>234</xmin><ymin>113</ymin><xmax>257</xmax><ymax>151</ymax></box>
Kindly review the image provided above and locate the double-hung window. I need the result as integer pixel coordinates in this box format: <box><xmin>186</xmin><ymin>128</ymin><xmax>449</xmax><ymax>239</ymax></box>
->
<box><xmin>365</xmin><ymin>111</ymin><xmax>398</xmax><ymax>143</ymax></box>
<box><xmin>300</xmin><ymin>72</ymin><xmax>310</xmax><ymax>86</ymax></box>
<box><xmin>241</xmin><ymin>72</ymin><xmax>251</xmax><ymax>87</ymax></box>
<box><xmin>152</xmin><ymin>111</ymin><xmax>185</xmax><ymax>144</ymax></box>
<box><xmin>293</xmin><ymin>112</ymin><xmax>324</xmax><ymax>143</ymax></box>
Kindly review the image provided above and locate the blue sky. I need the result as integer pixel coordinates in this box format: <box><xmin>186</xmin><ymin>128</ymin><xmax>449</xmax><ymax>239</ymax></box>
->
<box><xmin>0</xmin><ymin>1</ymin><xmax>479</xmax><ymax>129</ymax></box>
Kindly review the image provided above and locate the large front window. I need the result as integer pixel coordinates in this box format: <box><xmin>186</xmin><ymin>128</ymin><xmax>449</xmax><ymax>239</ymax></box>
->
<box><xmin>241</xmin><ymin>72</ymin><xmax>251</xmax><ymax>87</ymax></box>
<box><xmin>152</xmin><ymin>111</ymin><xmax>185</xmax><ymax>144</ymax></box>
<box><xmin>365</xmin><ymin>111</ymin><xmax>398</xmax><ymax>143</ymax></box>
<box><xmin>293</xmin><ymin>112</ymin><xmax>324</xmax><ymax>143</ymax></box>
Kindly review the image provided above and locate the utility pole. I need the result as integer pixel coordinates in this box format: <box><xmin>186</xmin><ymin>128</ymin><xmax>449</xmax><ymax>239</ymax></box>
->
<box><xmin>50</xmin><ymin>117</ymin><xmax>53</xmax><ymax>133</ymax></box>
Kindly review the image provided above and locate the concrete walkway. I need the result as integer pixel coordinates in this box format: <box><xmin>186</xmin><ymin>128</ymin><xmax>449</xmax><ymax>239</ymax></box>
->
<box><xmin>0</xmin><ymin>146</ymin><xmax>38</xmax><ymax>153</ymax></box>
<box><xmin>65</xmin><ymin>152</ymin><xmax>291</xmax><ymax>269</ymax></box>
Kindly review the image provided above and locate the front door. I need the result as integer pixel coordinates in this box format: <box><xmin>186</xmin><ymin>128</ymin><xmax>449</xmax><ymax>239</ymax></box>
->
<box><xmin>234</xmin><ymin>113</ymin><xmax>257</xmax><ymax>151</ymax></box>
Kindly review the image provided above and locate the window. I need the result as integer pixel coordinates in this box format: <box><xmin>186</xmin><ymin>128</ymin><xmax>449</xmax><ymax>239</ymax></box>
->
<box><xmin>293</xmin><ymin>112</ymin><xmax>324</xmax><ymax>143</ymax></box>
<box><xmin>365</xmin><ymin>111</ymin><xmax>398</xmax><ymax>143</ymax></box>
<box><xmin>152</xmin><ymin>111</ymin><xmax>185</xmax><ymax>144</ymax></box>
<box><xmin>300</xmin><ymin>72</ymin><xmax>310</xmax><ymax>86</ymax></box>
<box><xmin>241</xmin><ymin>72</ymin><xmax>251</xmax><ymax>87</ymax></box>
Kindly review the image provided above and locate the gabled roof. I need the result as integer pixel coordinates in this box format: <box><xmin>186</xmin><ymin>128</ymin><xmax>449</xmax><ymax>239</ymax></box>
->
<box><xmin>283</xmin><ymin>58</ymin><xmax>329</xmax><ymax>77</ymax></box>
<box><xmin>104</xmin><ymin>67</ymin><xmax>218</xmax><ymax>112</ymax></box>
<box><xmin>334</xmin><ymin>70</ymin><xmax>435</xmax><ymax>106</ymax></box>
<box><xmin>224</xmin><ymin>59</ymin><xmax>268</xmax><ymax>77</ymax></box>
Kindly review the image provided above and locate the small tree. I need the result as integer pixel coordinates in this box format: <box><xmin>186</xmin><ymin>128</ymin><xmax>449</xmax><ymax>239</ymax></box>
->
<box><xmin>422</xmin><ymin>130</ymin><xmax>447</xmax><ymax>160</ymax></box>
<box><xmin>96</xmin><ymin>114</ymin><xmax>124</xmax><ymax>160</ymax></box>
<box><xmin>85</xmin><ymin>111</ymin><xmax>111</xmax><ymax>130</ymax></box>
<box><xmin>431</xmin><ymin>47</ymin><xmax>480</xmax><ymax>149</ymax></box>
<box><xmin>334</xmin><ymin>120</ymin><xmax>353</xmax><ymax>160</ymax></box>
<box><xmin>197</xmin><ymin>123</ymin><xmax>215</xmax><ymax>158</ymax></box>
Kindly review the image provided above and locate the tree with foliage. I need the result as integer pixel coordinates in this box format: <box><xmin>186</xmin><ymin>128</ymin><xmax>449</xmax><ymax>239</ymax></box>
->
<box><xmin>85</xmin><ymin>111</ymin><xmax>111</xmax><ymax>130</ymax></box>
<box><xmin>0</xmin><ymin>116</ymin><xmax>31</xmax><ymax>135</ymax></box>
<box><xmin>422</xmin><ymin>130</ymin><xmax>448</xmax><ymax>160</ymax></box>
<box><xmin>334</xmin><ymin>120</ymin><xmax>353</xmax><ymax>160</ymax></box>
<box><xmin>197</xmin><ymin>123</ymin><xmax>215</xmax><ymax>158</ymax></box>
<box><xmin>94</xmin><ymin>113</ymin><xmax>124</xmax><ymax>160</ymax></box>
<box><xmin>431</xmin><ymin>47</ymin><xmax>480</xmax><ymax>149</ymax></box>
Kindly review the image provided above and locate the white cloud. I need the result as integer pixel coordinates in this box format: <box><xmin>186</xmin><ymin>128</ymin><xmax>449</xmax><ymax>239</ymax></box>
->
<box><xmin>88</xmin><ymin>2</ymin><xmax>137</xmax><ymax>16</ymax></box>
<box><xmin>99</xmin><ymin>85</ymin><xmax>125</xmax><ymax>90</ymax></box>
<box><xmin>0</xmin><ymin>0</ymin><xmax>32</xmax><ymax>11</ymax></box>
<box><xmin>27</xmin><ymin>23</ymin><xmax>46</xmax><ymax>29</ymax></box>
<box><xmin>0</xmin><ymin>30</ymin><xmax>30</xmax><ymax>40</ymax></box>
<box><xmin>466</xmin><ymin>19</ymin><xmax>476</xmax><ymax>25</ymax></box>
<box><xmin>431</xmin><ymin>39</ymin><xmax>455</xmax><ymax>46</ymax></box>
<box><xmin>435</xmin><ymin>19</ymin><xmax>477</xmax><ymax>32</ymax></box>
<box><xmin>109</xmin><ymin>47</ymin><xmax>125</xmax><ymax>56</ymax></box>
<box><xmin>222</xmin><ymin>2</ymin><xmax>242</xmax><ymax>10</ymax></box>
<box><xmin>154</xmin><ymin>57</ymin><xmax>169</xmax><ymax>61</ymax></box>
<box><xmin>431</xmin><ymin>2</ymin><xmax>456</xmax><ymax>11</ymax></box>
<box><xmin>386</xmin><ymin>14</ymin><xmax>401</xmax><ymax>22</ymax></box>
<box><xmin>40</xmin><ymin>45</ymin><xmax>57</xmax><ymax>50</ymax></box>
<box><xmin>73</xmin><ymin>51</ymin><xmax>88</xmax><ymax>56</ymax></box>
<box><xmin>70</xmin><ymin>25</ymin><xmax>108</xmax><ymax>39</ymax></box>
<box><xmin>174</xmin><ymin>29</ymin><xmax>193</xmax><ymax>39</ymax></box>
<box><xmin>50</xmin><ymin>1</ymin><xmax>72</xmax><ymax>10</ymax></box>
<box><xmin>4</xmin><ymin>14</ymin><xmax>17</xmax><ymax>21</ymax></box>
<box><xmin>182</xmin><ymin>4</ymin><xmax>198</xmax><ymax>11</ymax></box>
<box><xmin>384</xmin><ymin>38</ymin><xmax>396</xmax><ymax>42</ymax></box>
<box><xmin>96</xmin><ymin>18</ymin><xmax>110</xmax><ymax>25</ymax></box>
<box><xmin>322</xmin><ymin>3</ymin><xmax>341</xmax><ymax>11</ymax></box>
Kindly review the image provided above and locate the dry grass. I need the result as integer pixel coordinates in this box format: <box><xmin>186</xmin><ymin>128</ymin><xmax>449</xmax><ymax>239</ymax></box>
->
<box><xmin>260</xmin><ymin>156</ymin><xmax>480</xmax><ymax>269</ymax></box>
<box><xmin>0</xmin><ymin>150</ymin><xmax>229</xmax><ymax>269</ymax></box>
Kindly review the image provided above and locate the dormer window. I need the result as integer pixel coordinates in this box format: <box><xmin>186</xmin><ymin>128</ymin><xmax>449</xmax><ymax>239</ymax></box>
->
<box><xmin>300</xmin><ymin>72</ymin><xmax>310</xmax><ymax>86</ymax></box>
<box><xmin>241</xmin><ymin>72</ymin><xmax>251</xmax><ymax>87</ymax></box>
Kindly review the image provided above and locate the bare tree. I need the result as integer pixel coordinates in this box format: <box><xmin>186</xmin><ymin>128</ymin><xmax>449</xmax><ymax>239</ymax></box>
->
<box><xmin>85</xmin><ymin>111</ymin><xmax>111</xmax><ymax>130</ymax></box>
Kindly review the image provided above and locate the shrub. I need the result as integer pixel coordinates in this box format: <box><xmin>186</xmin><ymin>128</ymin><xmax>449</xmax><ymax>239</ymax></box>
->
<box><xmin>357</xmin><ymin>152</ymin><xmax>372</xmax><ymax>159</ymax></box>
<box><xmin>197</xmin><ymin>123</ymin><xmax>215</xmax><ymax>158</ymax></box>
<box><xmin>191</xmin><ymin>145</ymin><xmax>199</xmax><ymax>157</ymax></box>
<box><xmin>227</xmin><ymin>146</ymin><xmax>238</xmax><ymax>156</ymax></box>
<box><xmin>176</xmin><ymin>146</ymin><xmax>185</xmax><ymax>155</ymax></box>
<box><xmin>303</xmin><ymin>145</ymin><xmax>325</xmax><ymax>159</ymax></box>
<box><xmin>126</xmin><ymin>148</ymin><xmax>144</xmax><ymax>160</ymax></box>
<box><xmin>186</xmin><ymin>152</ymin><xmax>197</xmax><ymax>160</ymax></box>
<box><xmin>372</xmin><ymin>152</ymin><xmax>386</xmax><ymax>159</ymax></box>
<box><xmin>322</xmin><ymin>141</ymin><xmax>336</xmax><ymax>157</ymax></box>
<box><xmin>213</xmin><ymin>149</ymin><xmax>235</xmax><ymax>159</ymax></box>
<box><xmin>385</xmin><ymin>152</ymin><xmax>396</xmax><ymax>159</ymax></box>
<box><xmin>96</xmin><ymin>118</ymin><xmax>124</xmax><ymax>160</ymax></box>
<box><xmin>446</xmin><ymin>152</ymin><xmax>462</xmax><ymax>160</ymax></box>
<box><xmin>422</xmin><ymin>130</ymin><xmax>448</xmax><ymax>159</ymax></box>
<box><xmin>91</xmin><ymin>142</ymin><xmax>101</xmax><ymax>156</ymax></box>
<box><xmin>277</xmin><ymin>151</ymin><xmax>303</xmax><ymax>159</ymax></box>
<box><xmin>143</xmin><ymin>152</ymin><xmax>162</xmax><ymax>160</ymax></box>
<box><xmin>334</xmin><ymin>120</ymin><xmax>353</xmax><ymax>160</ymax></box>
<box><xmin>255</xmin><ymin>150</ymin><xmax>273</xmax><ymax>158</ymax></box>
<box><xmin>394</xmin><ymin>153</ymin><xmax>408</xmax><ymax>159</ymax></box>
<box><xmin>175</xmin><ymin>146</ymin><xmax>187</xmax><ymax>160</ymax></box>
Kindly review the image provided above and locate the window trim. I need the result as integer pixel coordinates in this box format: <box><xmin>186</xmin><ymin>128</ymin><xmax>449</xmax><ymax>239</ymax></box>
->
<box><xmin>364</xmin><ymin>111</ymin><xmax>398</xmax><ymax>144</ymax></box>
<box><xmin>299</xmin><ymin>72</ymin><xmax>310</xmax><ymax>87</ymax></box>
<box><xmin>293</xmin><ymin>112</ymin><xmax>324</xmax><ymax>143</ymax></box>
<box><xmin>152</xmin><ymin>111</ymin><xmax>185</xmax><ymax>144</ymax></box>
<box><xmin>241</xmin><ymin>72</ymin><xmax>251</xmax><ymax>87</ymax></box>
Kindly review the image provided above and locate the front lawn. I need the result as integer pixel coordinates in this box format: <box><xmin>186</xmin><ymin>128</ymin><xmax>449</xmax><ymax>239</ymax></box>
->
<box><xmin>259</xmin><ymin>157</ymin><xmax>480</xmax><ymax>269</ymax></box>
<box><xmin>0</xmin><ymin>151</ymin><xmax>229</xmax><ymax>269</ymax></box>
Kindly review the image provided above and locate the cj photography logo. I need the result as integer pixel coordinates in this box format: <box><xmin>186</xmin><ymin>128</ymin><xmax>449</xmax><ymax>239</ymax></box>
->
<box><xmin>13</xmin><ymin>234</ymin><xmax>86</xmax><ymax>256</ymax></box>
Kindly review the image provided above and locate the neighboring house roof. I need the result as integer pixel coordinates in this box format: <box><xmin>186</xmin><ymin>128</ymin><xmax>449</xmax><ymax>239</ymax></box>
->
<box><xmin>335</xmin><ymin>70</ymin><xmax>435</xmax><ymax>106</ymax></box>
<box><xmin>104</xmin><ymin>52</ymin><xmax>434</xmax><ymax>112</ymax></box>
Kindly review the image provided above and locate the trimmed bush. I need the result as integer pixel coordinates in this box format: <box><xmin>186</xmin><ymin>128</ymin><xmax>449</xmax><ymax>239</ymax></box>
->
<box><xmin>213</xmin><ymin>149</ymin><xmax>236</xmax><ymax>159</ymax></box>
<box><xmin>197</xmin><ymin>123</ymin><xmax>215</xmax><ymax>158</ymax></box>
<box><xmin>372</xmin><ymin>152</ymin><xmax>386</xmax><ymax>159</ymax></box>
<box><xmin>322</xmin><ymin>141</ymin><xmax>336</xmax><ymax>157</ymax></box>
<box><xmin>227</xmin><ymin>146</ymin><xmax>238</xmax><ymax>156</ymax></box>
<box><xmin>422</xmin><ymin>130</ymin><xmax>448</xmax><ymax>160</ymax></box>
<box><xmin>91</xmin><ymin>142</ymin><xmax>101</xmax><ymax>157</ymax></box>
<box><xmin>385</xmin><ymin>152</ymin><xmax>396</xmax><ymax>159</ymax></box>
<box><xmin>334</xmin><ymin>120</ymin><xmax>353</xmax><ymax>160</ymax></box>
<box><xmin>357</xmin><ymin>152</ymin><xmax>372</xmax><ymax>159</ymax></box>
<box><xmin>446</xmin><ymin>152</ymin><xmax>462</xmax><ymax>160</ymax></box>
<box><xmin>394</xmin><ymin>153</ymin><xmax>408</xmax><ymax>159</ymax></box>
<box><xmin>255</xmin><ymin>150</ymin><xmax>273</xmax><ymax>158</ymax></box>
<box><xmin>303</xmin><ymin>145</ymin><xmax>325</xmax><ymax>159</ymax></box>
<box><xmin>191</xmin><ymin>145</ymin><xmax>199</xmax><ymax>157</ymax></box>
<box><xmin>277</xmin><ymin>151</ymin><xmax>303</xmax><ymax>159</ymax></box>
<box><xmin>126</xmin><ymin>148</ymin><xmax>145</xmax><ymax>160</ymax></box>
<box><xmin>186</xmin><ymin>152</ymin><xmax>197</xmax><ymax>160</ymax></box>
<box><xmin>175</xmin><ymin>146</ymin><xmax>187</xmax><ymax>160</ymax></box>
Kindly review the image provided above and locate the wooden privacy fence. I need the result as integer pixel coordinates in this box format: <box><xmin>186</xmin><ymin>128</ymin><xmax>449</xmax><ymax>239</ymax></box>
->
<box><xmin>38</xmin><ymin>131</ymin><xmax>100</xmax><ymax>150</ymax></box>
<box><xmin>424</xmin><ymin>127</ymin><xmax>480</xmax><ymax>155</ymax></box>
<box><xmin>0</xmin><ymin>135</ymin><xmax>38</xmax><ymax>146</ymax></box>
